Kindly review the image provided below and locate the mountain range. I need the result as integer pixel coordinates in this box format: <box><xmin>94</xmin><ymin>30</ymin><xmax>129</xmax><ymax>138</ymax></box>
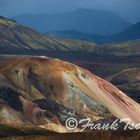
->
<box><xmin>0</xmin><ymin>16</ymin><xmax>140</xmax><ymax>56</ymax></box>
<box><xmin>12</xmin><ymin>8</ymin><xmax>131</xmax><ymax>35</ymax></box>
<box><xmin>0</xmin><ymin>13</ymin><xmax>140</xmax><ymax>138</ymax></box>
<box><xmin>47</xmin><ymin>22</ymin><xmax>140</xmax><ymax>44</ymax></box>
<box><xmin>0</xmin><ymin>16</ymin><xmax>97</xmax><ymax>52</ymax></box>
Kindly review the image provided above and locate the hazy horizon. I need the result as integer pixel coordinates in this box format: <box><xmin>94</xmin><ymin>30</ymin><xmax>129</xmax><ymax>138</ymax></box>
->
<box><xmin>0</xmin><ymin>0</ymin><xmax>140</xmax><ymax>23</ymax></box>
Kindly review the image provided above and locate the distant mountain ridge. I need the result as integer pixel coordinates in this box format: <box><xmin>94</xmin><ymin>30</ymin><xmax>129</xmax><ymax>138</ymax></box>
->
<box><xmin>12</xmin><ymin>8</ymin><xmax>131</xmax><ymax>35</ymax></box>
<box><xmin>47</xmin><ymin>22</ymin><xmax>140</xmax><ymax>44</ymax></box>
<box><xmin>0</xmin><ymin>16</ymin><xmax>97</xmax><ymax>52</ymax></box>
<box><xmin>46</xmin><ymin>29</ymin><xmax>107</xmax><ymax>44</ymax></box>
<box><xmin>110</xmin><ymin>22</ymin><xmax>140</xmax><ymax>42</ymax></box>
<box><xmin>0</xmin><ymin>16</ymin><xmax>140</xmax><ymax>56</ymax></box>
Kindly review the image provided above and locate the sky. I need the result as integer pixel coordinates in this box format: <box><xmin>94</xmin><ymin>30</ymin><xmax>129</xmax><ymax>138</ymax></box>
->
<box><xmin>0</xmin><ymin>0</ymin><xmax>140</xmax><ymax>23</ymax></box>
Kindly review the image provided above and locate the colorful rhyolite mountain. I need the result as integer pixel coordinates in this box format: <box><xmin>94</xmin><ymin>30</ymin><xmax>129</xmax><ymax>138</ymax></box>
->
<box><xmin>0</xmin><ymin>56</ymin><xmax>140</xmax><ymax>133</ymax></box>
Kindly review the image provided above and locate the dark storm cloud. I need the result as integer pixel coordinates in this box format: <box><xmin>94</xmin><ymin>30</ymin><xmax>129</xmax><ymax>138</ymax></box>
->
<box><xmin>0</xmin><ymin>0</ymin><xmax>140</xmax><ymax>22</ymax></box>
